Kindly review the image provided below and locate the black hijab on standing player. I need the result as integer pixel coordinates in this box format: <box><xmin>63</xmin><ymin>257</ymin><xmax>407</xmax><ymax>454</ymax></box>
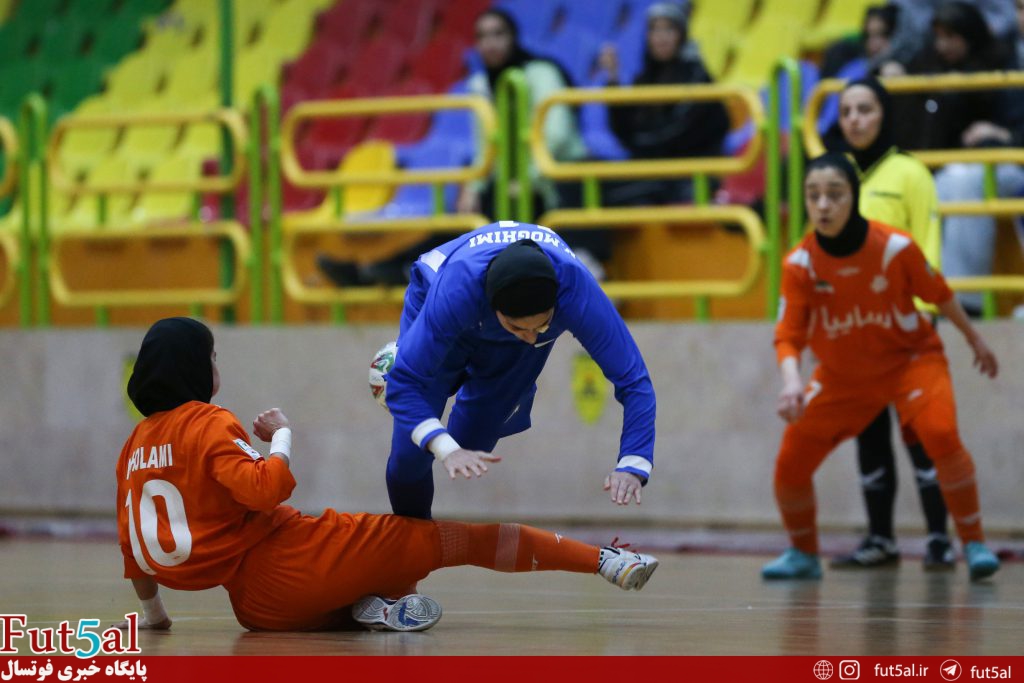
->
<box><xmin>127</xmin><ymin>317</ymin><xmax>215</xmax><ymax>417</ymax></box>
<box><xmin>807</xmin><ymin>153</ymin><xmax>868</xmax><ymax>258</ymax></box>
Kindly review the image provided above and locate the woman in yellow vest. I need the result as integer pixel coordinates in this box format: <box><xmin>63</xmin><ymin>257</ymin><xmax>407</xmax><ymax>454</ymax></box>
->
<box><xmin>830</xmin><ymin>77</ymin><xmax>951</xmax><ymax>570</ymax></box>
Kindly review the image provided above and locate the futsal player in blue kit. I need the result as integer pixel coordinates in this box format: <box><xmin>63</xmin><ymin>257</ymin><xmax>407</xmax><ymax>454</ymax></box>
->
<box><xmin>383</xmin><ymin>221</ymin><xmax>657</xmax><ymax>519</ymax></box>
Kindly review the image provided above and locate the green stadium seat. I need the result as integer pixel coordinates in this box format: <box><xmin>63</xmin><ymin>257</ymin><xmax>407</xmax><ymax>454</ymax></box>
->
<box><xmin>92</xmin><ymin>21</ymin><xmax>144</xmax><ymax>62</ymax></box>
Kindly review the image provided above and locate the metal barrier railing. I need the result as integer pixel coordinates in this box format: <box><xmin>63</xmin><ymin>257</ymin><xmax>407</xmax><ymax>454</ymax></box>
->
<box><xmin>0</xmin><ymin>116</ymin><xmax>19</xmax><ymax>312</ymax></box>
<box><xmin>44</xmin><ymin>108</ymin><xmax>251</xmax><ymax>321</ymax></box>
<box><xmin>281</xmin><ymin>95</ymin><xmax>497</xmax><ymax>189</ymax></box>
<box><xmin>803</xmin><ymin>71</ymin><xmax>1024</xmax><ymax>318</ymax></box>
<box><xmin>538</xmin><ymin>205</ymin><xmax>767</xmax><ymax>299</ymax></box>
<box><xmin>529</xmin><ymin>83</ymin><xmax>766</xmax><ymax>319</ymax></box>
<box><xmin>19</xmin><ymin>95</ymin><xmax>47</xmax><ymax>326</ymax></box>
<box><xmin>277</xmin><ymin>94</ymin><xmax>497</xmax><ymax>310</ymax></box>
<box><xmin>48</xmin><ymin>222</ymin><xmax>251</xmax><ymax>307</ymax></box>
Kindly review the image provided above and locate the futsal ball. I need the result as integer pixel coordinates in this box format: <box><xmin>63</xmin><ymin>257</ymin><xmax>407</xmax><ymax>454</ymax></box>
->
<box><xmin>368</xmin><ymin>340</ymin><xmax>398</xmax><ymax>411</ymax></box>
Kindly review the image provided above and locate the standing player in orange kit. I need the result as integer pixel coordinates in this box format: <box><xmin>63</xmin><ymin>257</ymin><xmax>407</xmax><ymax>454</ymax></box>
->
<box><xmin>116</xmin><ymin>318</ymin><xmax>657</xmax><ymax>633</ymax></box>
<box><xmin>762</xmin><ymin>153</ymin><xmax>1001</xmax><ymax>581</ymax></box>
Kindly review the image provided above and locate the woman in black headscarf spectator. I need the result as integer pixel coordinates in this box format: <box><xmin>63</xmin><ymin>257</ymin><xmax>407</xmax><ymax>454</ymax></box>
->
<box><xmin>597</xmin><ymin>1</ymin><xmax>730</xmax><ymax>205</ymax></box>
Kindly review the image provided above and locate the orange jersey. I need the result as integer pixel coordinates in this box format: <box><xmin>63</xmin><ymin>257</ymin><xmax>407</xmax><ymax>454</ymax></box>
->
<box><xmin>115</xmin><ymin>401</ymin><xmax>298</xmax><ymax>591</ymax></box>
<box><xmin>775</xmin><ymin>221</ymin><xmax>952</xmax><ymax>382</ymax></box>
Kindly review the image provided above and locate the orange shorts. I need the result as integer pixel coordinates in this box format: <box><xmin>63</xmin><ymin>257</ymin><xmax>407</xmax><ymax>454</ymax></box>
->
<box><xmin>789</xmin><ymin>352</ymin><xmax>957</xmax><ymax>449</ymax></box>
<box><xmin>225</xmin><ymin>511</ymin><xmax>441</xmax><ymax>631</ymax></box>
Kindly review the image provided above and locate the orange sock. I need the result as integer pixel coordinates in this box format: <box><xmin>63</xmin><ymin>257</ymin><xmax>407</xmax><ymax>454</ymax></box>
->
<box><xmin>935</xmin><ymin>448</ymin><xmax>984</xmax><ymax>544</ymax></box>
<box><xmin>436</xmin><ymin>522</ymin><xmax>599</xmax><ymax>574</ymax></box>
<box><xmin>775</xmin><ymin>480</ymin><xmax>819</xmax><ymax>555</ymax></box>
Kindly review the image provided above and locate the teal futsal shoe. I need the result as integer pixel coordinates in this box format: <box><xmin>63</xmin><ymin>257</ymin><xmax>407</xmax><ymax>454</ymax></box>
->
<box><xmin>762</xmin><ymin>548</ymin><xmax>823</xmax><ymax>580</ymax></box>
<box><xmin>965</xmin><ymin>541</ymin><xmax>1000</xmax><ymax>581</ymax></box>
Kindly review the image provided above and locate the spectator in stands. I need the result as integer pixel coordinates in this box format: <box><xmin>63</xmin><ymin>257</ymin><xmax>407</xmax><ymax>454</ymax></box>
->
<box><xmin>317</xmin><ymin>8</ymin><xmax>606</xmax><ymax>287</ymax></box>
<box><xmin>596</xmin><ymin>2</ymin><xmax>729</xmax><ymax>205</ymax></box>
<box><xmin>933</xmin><ymin>0</ymin><xmax>1024</xmax><ymax>316</ymax></box>
<box><xmin>827</xmin><ymin>77</ymin><xmax>954</xmax><ymax>570</ymax></box>
<box><xmin>820</xmin><ymin>5</ymin><xmax>901</xmax><ymax>81</ymax></box>
<box><xmin>880</xmin><ymin>0</ymin><xmax>1018</xmax><ymax>75</ymax></box>
<box><xmin>456</xmin><ymin>7</ymin><xmax>588</xmax><ymax>220</ymax></box>
<box><xmin>887</xmin><ymin>1</ymin><xmax>1024</xmax><ymax>315</ymax></box>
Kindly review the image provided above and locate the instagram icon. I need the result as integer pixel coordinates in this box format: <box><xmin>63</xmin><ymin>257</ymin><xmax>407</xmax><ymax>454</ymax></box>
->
<box><xmin>839</xmin><ymin>660</ymin><xmax>860</xmax><ymax>680</ymax></box>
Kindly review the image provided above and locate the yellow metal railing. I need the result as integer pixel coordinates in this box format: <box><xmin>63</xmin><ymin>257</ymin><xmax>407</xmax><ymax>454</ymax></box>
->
<box><xmin>49</xmin><ymin>222</ymin><xmax>251</xmax><ymax>307</ymax></box>
<box><xmin>0</xmin><ymin>116</ymin><xmax>17</xmax><ymax>198</ymax></box>
<box><xmin>278</xmin><ymin>95</ymin><xmax>498</xmax><ymax>308</ymax></box>
<box><xmin>0</xmin><ymin>230</ymin><xmax>17</xmax><ymax>309</ymax></box>
<box><xmin>0</xmin><ymin>116</ymin><xmax>18</xmax><ymax>309</ymax></box>
<box><xmin>804</xmin><ymin>72</ymin><xmax>1024</xmax><ymax>215</ymax></box>
<box><xmin>530</xmin><ymin>84</ymin><xmax>764</xmax><ymax>180</ymax></box>
<box><xmin>44</xmin><ymin>109</ymin><xmax>251</xmax><ymax>312</ymax></box>
<box><xmin>282</xmin><ymin>214</ymin><xmax>490</xmax><ymax>305</ymax></box>
<box><xmin>281</xmin><ymin>95</ymin><xmax>497</xmax><ymax>188</ymax></box>
<box><xmin>48</xmin><ymin>109</ymin><xmax>248</xmax><ymax>194</ymax></box>
<box><xmin>539</xmin><ymin>205</ymin><xmax>767</xmax><ymax>299</ymax></box>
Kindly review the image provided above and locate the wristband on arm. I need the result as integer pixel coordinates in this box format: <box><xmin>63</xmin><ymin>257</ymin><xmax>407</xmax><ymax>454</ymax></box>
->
<box><xmin>270</xmin><ymin>427</ymin><xmax>292</xmax><ymax>465</ymax></box>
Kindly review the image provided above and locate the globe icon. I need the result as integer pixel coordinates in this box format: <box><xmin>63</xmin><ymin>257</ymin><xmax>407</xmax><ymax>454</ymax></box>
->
<box><xmin>814</xmin><ymin>660</ymin><xmax>834</xmax><ymax>680</ymax></box>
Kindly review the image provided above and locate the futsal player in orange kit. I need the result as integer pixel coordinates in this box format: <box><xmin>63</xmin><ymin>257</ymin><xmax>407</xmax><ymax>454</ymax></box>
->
<box><xmin>762</xmin><ymin>153</ymin><xmax>1001</xmax><ymax>581</ymax></box>
<box><xmin>116</xmin><ymin>318</ymin><xmax>657</xmax><ymax>633</ymax></box>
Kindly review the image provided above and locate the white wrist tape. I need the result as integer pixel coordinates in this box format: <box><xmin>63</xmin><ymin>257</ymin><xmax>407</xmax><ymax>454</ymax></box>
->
<box><xmin>270</xmin><ymin>427</ymin><xmax>292</xmax><ymax>464</ymax></box>
<box><xmin>141</xmin><ymin>595</ymin><xmax>168</xmax><ymax>625</ymax></box>
<box><xmin>427</xmin><ymin>432</ymin><xmax>460</xmax><ymax>461</ymax></box>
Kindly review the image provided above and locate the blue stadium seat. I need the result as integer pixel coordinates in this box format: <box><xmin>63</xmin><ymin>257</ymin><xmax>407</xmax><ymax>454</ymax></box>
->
<box><xmin>580</xmin><ymin>103</ymin><xmax>629</xmax><ymax>160</ymax></box>
<box><xmin>494</xmin><ymin>0</ymin><xmax>563</xmax><ymax>41</ymax></box>
<box><xmin>379</xmin><ymin>143</ymin><xmax>465</xmax><ymax>216</ymax></box>
<box><xmin>560</xmin><ymin>0</ymin><xmax>627</xmax><ymax>40</ymax></box>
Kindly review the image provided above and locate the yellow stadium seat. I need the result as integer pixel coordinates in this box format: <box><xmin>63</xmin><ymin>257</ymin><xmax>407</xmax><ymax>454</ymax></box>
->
<box><xmin>758</xmin><ymin>0</ymin><xmax>820</xmax><ymax>27</ymax></box>
<box><xmin>725</xmin><ymin>17</ymin><xmax>803</xmax><ymax>87</ymax></box>
<box><xmin>258</xmin><ymin>2</ymin><xmax>316</xmax><ymax>63</ymax></box>
<box><xmin>233</xmin><ymin>45</ymin><xmax>280</xmax><ymax>105</ymax></box>
<box><xmin>55</xmin><ymin>157</ymin><xmax>138</xmax><ymax>231</ymax></box>
<box><xmin>690</xmin><ymin>0</ymin><xmax>757</xmax><ymax>28</ymax></box>
<box><xmin>177</xmin><ymin>119</ymin><xmax>224</xmax><ymax>163</ymax></box>
<box><xmin>285</xmin><ymin>140</ymin><xmax>397</xmax><ymax>229</ymax></box>
<box><xmin>142</xmin><ymin>21</ymin><xmax>199</xmax><ymax>59</ymax></box>
<box><xmin>0</xmin><ymin>0</ymin><xmax>14</xmax><ymax>22</ymax></box>
<box><xmin>56</xmin><ymin>97</ymin><xmax>120</xmax><ymax>178</ymax></box>
<box><xmin>690</xmin><ymin>23</ymin><xmax>735</xmax><ymax>79</ymax></box>
<box><xmin>803</xmin><ymin>0</ymin><xmax>877</xmax><ymax>49</ymax></box>
<box><xmin>104</xmin><ymin>52</ymin><xmax>168</xmax><ymax>107</ymax></box>
<box><xmin>162</xmin><ymin>48</ymin><xmax>219</xmax><ymax>103</ymax></box>
<box><xmin>115</xmin><ymin>100</ymin><xmax>183</xmax><ymax>175</ymax></box>
<box><xmin>131</xmin><ymin>156</ymin><xmax>202</xmax><ymax>225</ymax></box>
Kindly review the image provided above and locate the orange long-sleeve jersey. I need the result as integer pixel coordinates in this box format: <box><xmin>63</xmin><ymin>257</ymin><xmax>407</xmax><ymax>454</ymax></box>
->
<box><xmin>115</xmin><ymin>401</ymin><xmax>298</xmax><ymax>591</ymax></box>
<box><xmin>774</xmin><ymin>221</ymin><xmax>952</xmax><ymax>382</ymax></box>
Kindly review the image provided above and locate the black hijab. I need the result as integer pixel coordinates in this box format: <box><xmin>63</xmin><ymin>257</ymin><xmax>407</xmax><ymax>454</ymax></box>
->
<box><xmin>127</xmin><ymin>317</ymin><xmax>215</xmax><ymax>417</ymax></box>
<box><xmin>806</xmin><ymin>153</ymin><xmax>868</xmax><ymax>258</ymax></box>
<box><xmin>931</xmin><ymin>1</ymin><xmax>1000</xmax><ymax>68</ymax></box>
<box><xmin>477</xmin><ymin>8</ymin><xmax>574</xmax><ymax>94</ymax></box>
<box><xmin>485</xmin><ymin>239</ymin><xmax>558</xmax><ymax>318</ymax></box>
<box><xmin>842</xmin><ymin>76</ymin><xmax>895</xmax><ymax>172</ymax></box>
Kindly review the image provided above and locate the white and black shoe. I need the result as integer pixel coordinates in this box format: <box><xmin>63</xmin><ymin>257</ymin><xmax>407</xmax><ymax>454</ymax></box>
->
<box><xmin>830</xmin><ymin>535</ymin><xmax>900</xmax><ymax>569</ymax></box>
<box><xmin>351</xmin><ymin>594</ymin><xmax>442</xmax><ymax>632</ymax></box>
<box><xmin>598</xmin><ymin>546</ymin><xmax>659</xmax><ymax>590</ymax></box>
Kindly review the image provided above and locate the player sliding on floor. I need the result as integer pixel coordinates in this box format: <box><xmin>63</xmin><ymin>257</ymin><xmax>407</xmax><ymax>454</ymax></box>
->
<box><xmin>378</xmin><ymin>222</ymin><xmax>657</xmax><ymax>519</ymax></box>
<box><xmin>116</xmin><ymin>318</ymin><xmax>657</xmax><ymax>633</ymax></box>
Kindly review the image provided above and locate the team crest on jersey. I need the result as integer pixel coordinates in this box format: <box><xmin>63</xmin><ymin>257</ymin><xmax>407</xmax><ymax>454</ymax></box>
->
<box><xmin>234</xmin><ymin>439</ymin><xmax>263</xmax><ymax>460</ymax></box>
<box><xmin>870</xmin><ymin>275</ymin><xmax>889</xmax><ymax>293</ymax></box>
<box><xmin>814</xmin><ymin>279</ymin><xmax>834</xmax><ymax>293</ymax></box>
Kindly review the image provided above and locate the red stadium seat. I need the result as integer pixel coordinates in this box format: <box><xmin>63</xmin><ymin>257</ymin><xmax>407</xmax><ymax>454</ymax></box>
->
<box><xmin>379</xmin><ymin>0</ymin><xmax>441</xmax><ymax>53</ymax></box>
<box><xmin>286</xmin><ymin>39</ymin><xmax>350</xmax><ymax>95</ymax></box>
<box><xmin>345</xmin><ymin>37</ymin><xmax>408</xmax><ymax>91</ymax></box>
<box><xmin>438</xmin><ymin>0</ymin><xmax>492</xmax><ymax>38</ymax></box>
<box><xmin>318</xmin><ymin>0</ymin><xmax>384</xmax><ymax>47</ymax></box>
<box><xmin>408</xmin><ymin>30</ymin><xmax>470</xmax><ymax>92</ymax></box>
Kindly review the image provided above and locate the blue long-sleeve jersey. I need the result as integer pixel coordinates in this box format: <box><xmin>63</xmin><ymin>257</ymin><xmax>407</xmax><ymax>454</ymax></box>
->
<box><xmin>386</xmin><ymin>221</ymin><xmax>657</xmax><ymax>480</ymax></box>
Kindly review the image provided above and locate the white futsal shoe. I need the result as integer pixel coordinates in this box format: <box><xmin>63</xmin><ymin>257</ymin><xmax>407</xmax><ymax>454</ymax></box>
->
<box><xmin>351</xmin><ymin>594</ymin><xmax>442</xmax><ymax>632</ymax></box>
<box><xmin>598</xmin><ymin>546</ymin><xmax>659</xmax><ymax>590</ymax></box>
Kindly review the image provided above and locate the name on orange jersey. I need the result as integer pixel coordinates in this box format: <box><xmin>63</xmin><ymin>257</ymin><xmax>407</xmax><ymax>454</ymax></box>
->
<box><xmin>820</xmin><ymin>304</ymin><xmax>920</xmax><ymax>339</ymax></box>
<box><xmin>125</xmin><ymin>443</ymin><xmax>174</xmax><ymax>480</ymax></box>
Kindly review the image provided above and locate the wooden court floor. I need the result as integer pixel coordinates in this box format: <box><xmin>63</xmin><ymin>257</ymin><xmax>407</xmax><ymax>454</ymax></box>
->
<box><xmin>1</xmin><ymin>539</ymin><xmax>1021</xmax><ymax>656</ymax></box>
